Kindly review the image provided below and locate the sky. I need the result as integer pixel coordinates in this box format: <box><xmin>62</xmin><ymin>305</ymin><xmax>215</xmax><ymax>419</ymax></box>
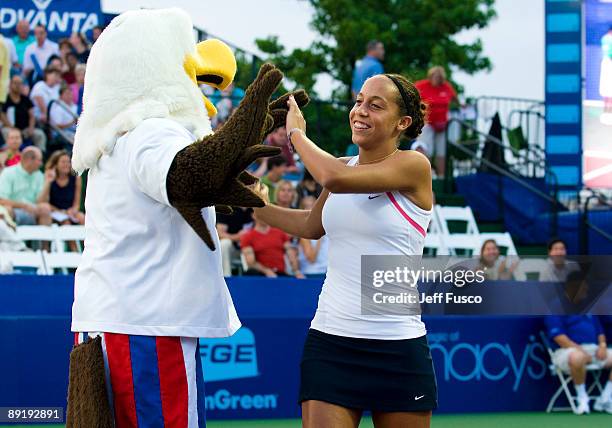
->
<box><xmin>101</xmin><ymin>0</ymin><xmax>545</xmax><ymax>101</ymax></box>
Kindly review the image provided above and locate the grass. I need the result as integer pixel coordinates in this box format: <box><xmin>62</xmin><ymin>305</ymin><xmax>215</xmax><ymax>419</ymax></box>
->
<box><xmin>2</xmin><ymin>412</ymin><xmax>611</xmax><ymax>428</ymax></box>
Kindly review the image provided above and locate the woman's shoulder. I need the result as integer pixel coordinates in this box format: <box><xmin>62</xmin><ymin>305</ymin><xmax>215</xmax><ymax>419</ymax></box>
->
<box><xmin>398</xmin><ymin>149</ymin><xmax>431</xmax><ymax>168</ymax></box>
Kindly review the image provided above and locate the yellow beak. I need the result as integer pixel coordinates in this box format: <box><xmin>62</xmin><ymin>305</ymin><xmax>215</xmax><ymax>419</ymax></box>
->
<box><xmin>184</xmin><ymin>39</ymin><xmax>237</xmax><ymax>117</ymax></box>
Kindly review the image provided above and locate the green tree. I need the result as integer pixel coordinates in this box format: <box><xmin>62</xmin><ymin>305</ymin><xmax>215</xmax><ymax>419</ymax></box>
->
<box><xmin>257</xmin><ymin>0</ymin><xmax>496</xmax><ymax>99</ymax></box>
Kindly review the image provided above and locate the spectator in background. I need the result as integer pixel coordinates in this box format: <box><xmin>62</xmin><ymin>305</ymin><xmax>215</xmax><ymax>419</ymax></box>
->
<box><xmin>265</xmin><ymin>127</ymin><xmax>298</xmax><ymax>172</ymax></box>
<box><xmin>240</xmin><ymin>211</ymin><xmax>303</xmax><ymax>278</ymax></box>
<box><xmin>210</xmin><ymin>82</ymin><xmax>244</xmax><ymax>128</ymax></box>
<box><xmin>295</xmin><ymin>168</ymin><xmax>322</xmax><ymax>205</ymax></box>
<box><xmin>46</xmin><ymin>55</ymin><xmax>63</xmax><ymax>71</ymax></box>
<box><xmin>0</xmin><ymin>34</ymin><xmax>9</xmax><ymax>104</ymax></box>
<box><xmin>541</xmin><ymin>238</ymin><xmax>580</xmax><ymax>282</ymax></box>
<box><xmin>0</xmin><ymin>128</ymin><xmax>23</xmax><ymax>170</ymax></box>
<box><xmin>216</xmin><ymin>207</ymin><xmax>253</xmax><ymax>277</ymax></box>
<box><xmin>62</xmin><ymin>52</ymin><xmax>78</xmax><ymax>84</ymax></box>
<box><xmin>22</xmin><ymin>25</ymin><xmax>59</xmax><ymax>85</ymax></box>
<box><xmin>1</xmin><ymin>34</ymin><xmax>18</xmax><ymax>73</ymax></box>
<box><xmin>37</xmin><ymin>150</ymin><xmax>84</xmax><ymax>225</ymax></box>
<box><xmin>69</xmin><ymin>32</ymin><xmax>90</xmax><ymax>63</ymax></box>
<box><xmin>72</xmin><ymin>63</ymin><xmax>85</xmax><ymax>114</ymax></box>
<box><xmin>0</xmin><ymin>146</ymin><xmax>51</xmax><ymax>226</ymax></box>
<box><xmin>351</xmin><ymin>40</ymin><xmax>385</xmax><ymax>100</ymax></box>
<box><xmin>476</xmin><ymin>239</ymin><xmax>519</xmax><ymax>280</ymax></box>
<box><xmin>274</xmin><ymin>180</ymin><xmax>297</xmax><ymax>209</ymax></box>
<box><xmin>261</xmin><ymin>155</ymin><xmax>287</xmax><ymax>204</ymax></box>
<box><xmin>91</xmin><ymin>26</ymin><xmax>104</xmax><ymax>44</ymax></box>
<box><xmin>49</xmin><ymin>82</ymin><xmax>78</xmax><ymax>144</ymax></box>
<box><xmin>58</xmin><ymin>39</ymin><xmax>72</xmax><ymax>70</ymax></box>
<box><xmin>415</xmin><ymin>66</ymin><xmax>457</xmax><ymax>177</ymax></box>
<box><xmin>29</xmin><ymin>66</ymin><xmax>61</xmax><ymax>124</ymax></box>
<box><xmin>545</xmin><ymin>315</ymin><xmax>612</xmax><ymax>414</ymax></box>
<box><xmin>1</xmin><ymin>74</ymin><xmax>46</xmax><ymax>151</ymax></box>
<box><xmin>12</xmin><ymin>20</ymin><xmax>35</xmax><ymax>71</ymax></box>
<box><xmin>297</xmin><ymin>196</ymin><xmax>328</xmax><ymax>278</ymax></box>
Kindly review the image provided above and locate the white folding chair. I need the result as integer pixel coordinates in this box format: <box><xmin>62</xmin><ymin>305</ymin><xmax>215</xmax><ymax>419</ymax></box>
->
<box><xmin>16</xmin><ymin>224</ymin><xmax>58</xmax><ymax>251</ymax></box>
<box><xmin>42</xmin><ymin>251</ymin><xmax>82</xmax><ymax>275</ymax></box>
<box><xmin>55</xmin><ymin>225</ymin><xmax>86</xmax><ymax>253</ymax></box>
<box><xmin>0</xmin><ymin>250</ymin><xmax>45</xmax><ymax>274</ymax></box>
<box><xmin>540</xmin><ymin>331</ymin><xmax>604</xmax><ymax>413</ymax></box>
<box><xmin>435</xmin><ymin>205</ymin><xmax>480</xmax><ymax>235</ymax></box>
<box><xmin>444</xmin><ymin>234</ymin><xmax>480</xmax><ymax>256</ymax></box>
<box><xmin>478</xmin><ymin>232</ymin><xmax>518</xmax><ymax>256</ymax></box>
<box><xmin>423</xmin><ymin>233</ymin><xmax>449</xmax><ymax>256</ymax></box>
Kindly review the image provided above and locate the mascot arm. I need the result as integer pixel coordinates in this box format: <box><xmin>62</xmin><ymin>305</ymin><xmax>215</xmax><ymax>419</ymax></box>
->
<box><xmin>166</xmin><ymin>63</ymin><xmax>309</xmax><ymax>250</ymax></box>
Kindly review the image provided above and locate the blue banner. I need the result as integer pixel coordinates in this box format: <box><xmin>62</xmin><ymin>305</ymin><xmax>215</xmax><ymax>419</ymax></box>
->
<box><xmin>0</xmin><ymin>0</ymin><xmax>103</xmax><ymax>40</ymax></box>
<box><xmin>0</xmin><ymin>275</ymin><xmax>606</xmax><ymax>419</ymax></box>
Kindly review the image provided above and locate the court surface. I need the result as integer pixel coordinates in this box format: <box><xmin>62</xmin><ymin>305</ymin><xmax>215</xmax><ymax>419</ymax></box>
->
<box><xmin>3</xmin><ymin>412</ymin><xmax>611</xmax><ymax>428</ymax></box>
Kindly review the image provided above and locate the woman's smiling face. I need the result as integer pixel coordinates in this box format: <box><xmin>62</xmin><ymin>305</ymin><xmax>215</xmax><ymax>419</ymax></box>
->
<box><xmin>349</xmin><ymin>75</ymin><xmax>408</xmax><ymax>148</ymax></box>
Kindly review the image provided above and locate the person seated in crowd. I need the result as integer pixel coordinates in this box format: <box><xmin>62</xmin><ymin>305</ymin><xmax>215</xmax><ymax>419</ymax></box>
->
<box><xmin>265</xmin><ymin>127</ymin><xmax>299</xmax><ymax>173</ymax></box>
<box><xmin>68</xmin><ymin>32</ymin><xmax>90</xmax><ymax>64</ymax></box>
<box><xmin>30</xmin><ymin>66</ymin><xmax>61</xmax><ymax>125</ymax></box>
<box><xmin>274</xmin><ymin>180</ymin><xmax>297</xmax><ymax>209</ymax></box>
<box><xmin>261</xmin><ymin>155</ymin><xmax>287</xmax><ymax>204</ymax></box>
<box><xmin>62</xmin><ymin>52</ymin><xmax>79</xmax><ymax>85</ymax></box>
<box><xmin>0</xmin><ymin>74</ymin><xmax>46</xmax><ymax>151</ymax></box>
<box><xmin>12</xmin><ymin>20</ymin><xmax>35</xmax><ymax>74</ymax></box>
<box><xmin>0</xmin><ymin>146</ymin><xmax>51</xmax><ymax>226</ymax></box>
<box><xmin>475</xmin><ymin>239</ymin><xmax>519</xmax><ymax>280</ymax></box>
<box><xmin>295</xmin><ymin>168</ymin><xmax>322</xmax><ymax>205</ymax></box>
<box><xmin>216</xmin><ymin>207</ymin><xmax>253</xmax><ymax>277</ymax></box>
<box><xmin>48</xmin><ymin>83</ymin><xmax>78</xmax><ymax>145</ymax></box>
<box><xmin>0</xmin><ymin>128</ymin><xmax>23</xmax><ymax>171</ymax></box>
<box><xmin>58</xmin><ymin>39</ymin><xmax>72</xmax><ymax>71</ymax></box>
<box><xmin>210</xmin><ymin>82</ymin><xmax>244</xmax><ymax>128</ymax></box>
<box><xmin>47</xmin><ymin>55</ymin><xmax>64</xmax><ymax>73</ymax></box>
<box><xmin>545</xmin><ymin>315</ymin><xmax>612</xmax><ymax>414</ymax></box>
<box><xmin>1</xmin><ymin>34</ymin><xmax>10</xmax><ymax>105</ymax></box>
<box><xmin>22</xmin><ymin>25</ymin><xmax>59</xmax><ymax>85</ymax></box>
<box><xmin>240</xmin><ymin>211</ymin><xmax>303</xmax><ymax>278</ymax></box>
<box><xmin>37</xmin><ymin>149</ymin><xmax>84</xmax><ymax>226</ymax></box>
<box><xmin>541</xmin><ymin>238</ymin><xmax>580</xmax><ymax>282</ymax></box>
<box><xmin>72</xmin><ymin>63</ymin><xmax>85</xmax><ymax>114</ymax></box>
<box><xmin>91</xmin><ymin>26</ymin><xmax>104</xmax><ymax>44</ymax></box>
<box><xmin>297</xmin><ymin>196</ymin><xmax>328</xmax><ymax>278</ymax></box>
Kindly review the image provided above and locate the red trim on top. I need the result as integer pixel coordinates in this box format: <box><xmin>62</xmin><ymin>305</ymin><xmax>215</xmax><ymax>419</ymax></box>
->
<box><xmin>73</xmin><ymin>333</ymin><xmax>79</xmax><ymax>346</ymax></box>
<box><xmin>105</xmin><ymin>333</ymin><xmax>138</xmax><ymax>428</ymax></box>
<box><xmin>385</xmin><ymin>192</ymin><xmax>427</xmax><ymax>238</ymax></box>
<box><xmin>156</xmin><ymin>337</ymin><xmax>188</xmax><ymax>428</ymax></box>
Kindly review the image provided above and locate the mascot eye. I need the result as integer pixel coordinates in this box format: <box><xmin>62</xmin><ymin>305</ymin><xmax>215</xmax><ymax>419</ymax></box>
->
<box><xmin>197</xmin><ymin>74</ymin><xmax>224</xmax><ymax>86</ymax></box>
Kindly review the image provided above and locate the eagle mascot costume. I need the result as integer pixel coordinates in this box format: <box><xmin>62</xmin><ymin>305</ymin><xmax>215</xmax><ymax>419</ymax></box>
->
<box><xmin>66</xmin><ymin>8</ymin><xmax>308</xmax><ymax>428</ymax></box>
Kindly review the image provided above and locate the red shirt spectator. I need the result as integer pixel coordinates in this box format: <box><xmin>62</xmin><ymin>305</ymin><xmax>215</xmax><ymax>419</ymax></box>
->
<box><xmin>415</xmin><ymin>74</ymin><xmax>456</xmax><ymax>131</ymax></box>
<box><xmin>241</xmin><ymin>222</ymin><xmax>289</xmax><ymax>275</ymax></box>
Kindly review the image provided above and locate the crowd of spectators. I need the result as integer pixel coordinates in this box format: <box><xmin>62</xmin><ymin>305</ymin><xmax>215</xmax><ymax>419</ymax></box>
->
<box><xmin>0</xmin><ymin>22</ymin><xmax>92</xmax><ymax>236</ymax></box>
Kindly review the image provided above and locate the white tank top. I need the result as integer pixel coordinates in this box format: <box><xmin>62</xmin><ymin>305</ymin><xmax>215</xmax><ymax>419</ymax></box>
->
<box><xmin>311</xmin><ymin>156</ymin><xmax>432</xmax><ymax>339</ymax></box>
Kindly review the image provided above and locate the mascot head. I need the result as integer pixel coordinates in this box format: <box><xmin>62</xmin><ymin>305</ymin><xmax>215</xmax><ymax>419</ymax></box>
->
<box><xmin>72</xmin><ymin>8</ymin><xmax>237</xmax><ymax>173</ymax></box>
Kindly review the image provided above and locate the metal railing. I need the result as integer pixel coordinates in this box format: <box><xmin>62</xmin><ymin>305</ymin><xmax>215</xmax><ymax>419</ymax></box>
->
<box><xmin>474</xmin><ymin>96</ymin><xmax>545</xmax><ymax>152</ymax></box>
<box><xmin>580</xmin><ymin>189</ymin><xmax>612</xmax><ymax>253</ymax></box>
<box><xmin>444</xmin><ymin>117</ymin><xmax>563</xmax><ymax>236</ymax></box>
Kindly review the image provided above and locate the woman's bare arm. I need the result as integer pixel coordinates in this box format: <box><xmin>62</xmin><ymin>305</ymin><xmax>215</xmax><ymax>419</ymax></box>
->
<box><xmin>254</xmin><ymin>188</ymin><xmax>329</xmax><ymax>239</ymax></box>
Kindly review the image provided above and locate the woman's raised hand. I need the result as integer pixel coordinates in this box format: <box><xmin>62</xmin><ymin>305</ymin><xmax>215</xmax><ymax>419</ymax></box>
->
<box><xmin>286</xmin><ymin>95</ymin><xmax>307</xmax><ymax>136</ymax></box>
